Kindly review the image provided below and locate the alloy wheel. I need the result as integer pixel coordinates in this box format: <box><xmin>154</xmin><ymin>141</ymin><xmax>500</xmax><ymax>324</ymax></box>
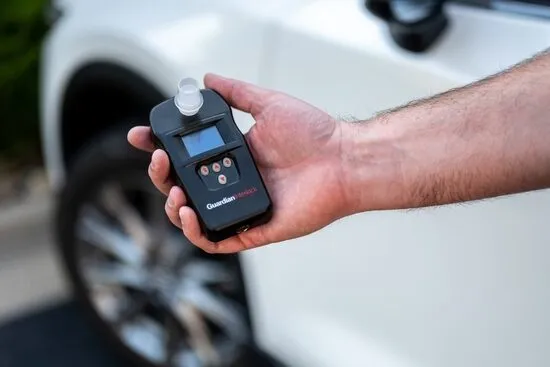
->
<box><xmin>72</xmin><ymin>173</ymin><xmax>250</xmax><ymax>367</ymax></box>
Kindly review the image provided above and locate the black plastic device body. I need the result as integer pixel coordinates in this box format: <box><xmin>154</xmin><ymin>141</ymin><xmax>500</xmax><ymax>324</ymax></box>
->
<box><xmin>149</xmin><ymin>89</ymin><xmax>272</xmax><ymax>242</ymax></box>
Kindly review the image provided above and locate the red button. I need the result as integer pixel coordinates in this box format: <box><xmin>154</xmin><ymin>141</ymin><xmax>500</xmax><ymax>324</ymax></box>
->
<box><xmin>200</xmin><ymin>165</ymin><xmax>209</xmax><ymax>176</ymax></box>
<box><xmin>223</xmin><ymin>157</ymin><xmax>232</xmax><ymax>167</ymax></box>
<box><xmin>212</xmin><ymin>162</ymin><xmax>221</xmax><ymax>172</ymax></box>
<box><xmin>218</xmin><ymin>174</ymin><xmax>227</xmax><ymax>185</ymax></box>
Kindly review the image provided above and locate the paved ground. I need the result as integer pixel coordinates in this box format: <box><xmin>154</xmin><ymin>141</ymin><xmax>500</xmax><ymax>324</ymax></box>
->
<box><xmin>0</xmin><ymin>192</ymin><xmax>69</xmax><ymax>321</ymax></box>
<box><xmin>0</xmin><ymin>192</ymin><xmax>133</xmax><ymax>366</ymax></box>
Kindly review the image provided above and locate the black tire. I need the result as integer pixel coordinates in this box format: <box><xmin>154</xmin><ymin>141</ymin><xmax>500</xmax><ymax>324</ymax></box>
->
<box><xmin>54</xmin><ymin>125</ymin><xmax>260</xmax><ymax>367</ymax></box>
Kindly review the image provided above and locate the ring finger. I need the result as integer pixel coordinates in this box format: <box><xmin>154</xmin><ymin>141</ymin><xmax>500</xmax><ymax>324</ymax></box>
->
<box><xmin>148</xmin><ymin>149</ymin><xmax>174</xmax><ymax>196</ymax></box>
<box><xmin>165</xmin><ymin>186</ymin><xmax>187</xmax><ymax>229</ymax></box>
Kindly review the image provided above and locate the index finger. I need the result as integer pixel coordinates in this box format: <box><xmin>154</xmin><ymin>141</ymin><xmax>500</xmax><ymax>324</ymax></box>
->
<box><xmin>128</xmin><ymin>126</ymin><xmax>155</xmax><ymax>152</ymax></box>
<box><xmin>204</xmin><ymin>73</ymin><xmax>270</xmax><ymax>116</ymax></box>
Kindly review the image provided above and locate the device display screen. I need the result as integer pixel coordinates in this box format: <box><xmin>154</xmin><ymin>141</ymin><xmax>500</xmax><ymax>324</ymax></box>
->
<box><xmin>181</xmin><ymin>126</ymin><xmax>225</xmax><ymax>157</ymax></box>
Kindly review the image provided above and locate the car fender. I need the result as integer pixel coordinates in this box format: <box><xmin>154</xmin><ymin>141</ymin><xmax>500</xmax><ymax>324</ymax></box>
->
<box><xmin>40</xmin><ymin>0</ymin><xmax>283</xmax><ymax>189</ymax></box>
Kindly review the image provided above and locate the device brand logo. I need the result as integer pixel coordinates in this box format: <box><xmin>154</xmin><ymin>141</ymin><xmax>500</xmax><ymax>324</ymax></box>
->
<box><xmin>206</xmin><ymin>196</ymin><xmax>236</xmax><ymax>210</ymax></box>
<box><xmin>206</xmin><ymin>187</ymin><xmax>258</xmax><ymax>210</ymax></box>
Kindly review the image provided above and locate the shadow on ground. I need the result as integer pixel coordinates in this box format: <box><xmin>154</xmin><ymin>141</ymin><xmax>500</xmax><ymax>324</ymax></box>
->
<box><xmin>0</xmin><ymin>300</ymin><xmax>130</xmax><ymax>367</ymax></box>
<box><xmin>0</xmin><ymin>300</ymin><xmax>282</xmax><ymax>367</ymax></box>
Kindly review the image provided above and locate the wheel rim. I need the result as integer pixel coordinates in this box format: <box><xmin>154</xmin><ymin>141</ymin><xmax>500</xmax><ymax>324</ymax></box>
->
<box><xmin>73</xmin><ymin>172</ymin><xmax>249</xmax><ymax>367</ymax></box>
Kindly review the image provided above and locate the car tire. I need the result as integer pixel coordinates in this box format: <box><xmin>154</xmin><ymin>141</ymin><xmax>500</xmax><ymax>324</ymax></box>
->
<box><xmin>54</xmin><ymin>124</ymin><xmax>261</xmax><ymax>367</ymax></box>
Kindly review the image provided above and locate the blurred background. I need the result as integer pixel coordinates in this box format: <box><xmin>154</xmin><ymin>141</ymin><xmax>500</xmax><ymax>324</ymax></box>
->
<box><xmin>1</xmin><ymin>1</ymin><xmax>550</xmax><ymax>367</ymax></box>
<box><xmin>0</xmin><ymin>1</ymin><xmax>269</xmax><ymax>366</ymax></box>
<box><xmin>0</xmin><ymin>0</ymin><xmax>45</xmax><ymax>188</ymax></box>
<box><xmin>0</xmin><ymin>0</ymin><xmax>56</xmax><ymax>309</ymax></box>
<box><xmin>0</xmin><ymin>0</ymin><xmax>98</xmax><ymax>365</ymax></box>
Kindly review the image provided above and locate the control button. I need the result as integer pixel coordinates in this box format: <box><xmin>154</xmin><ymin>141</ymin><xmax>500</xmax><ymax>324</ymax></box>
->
<box><xmin>200</xmin><ymin>165</ymin><xmax>209</xmax><ymax>176</ymax></box>
<box><xmin>212</xmin><ymin>162</ymin><xmax>221</xmax><ymax>173</ymax></box>
<box><xmin>218</xmin><ymin>174</ymin><xmax>227</xmax><ymax>185</ymax></box>
<box><xmin>223</xmin><ymin>157</ymin><xmax>232</xmax><ymax>168</ymax></box>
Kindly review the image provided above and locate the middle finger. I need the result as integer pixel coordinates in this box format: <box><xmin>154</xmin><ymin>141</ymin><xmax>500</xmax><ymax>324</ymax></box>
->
<box><xmin>148</xmin><ymin>149</ymin><xmax>174</xmax><ymax>196</ymax></box>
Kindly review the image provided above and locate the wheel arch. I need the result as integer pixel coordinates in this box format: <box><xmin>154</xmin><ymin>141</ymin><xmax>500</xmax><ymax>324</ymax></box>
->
<box><xmin>58</xmin><ymin>62</ymin><xmax>166</xmax><ymax>175</ymax></box>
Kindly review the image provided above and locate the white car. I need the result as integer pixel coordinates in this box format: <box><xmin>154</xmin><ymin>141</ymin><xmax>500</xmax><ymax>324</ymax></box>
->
<box><xmin>40</xmin><ymin>1</ymin><xmax>550</xmax><ymax>366</ymax></box>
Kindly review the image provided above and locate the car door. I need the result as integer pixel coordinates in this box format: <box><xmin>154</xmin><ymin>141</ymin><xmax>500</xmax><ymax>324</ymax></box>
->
<box><xmin>242</xmin><ymin>1</ymin><xmax>550</xmax><ymax>367</ymax></box>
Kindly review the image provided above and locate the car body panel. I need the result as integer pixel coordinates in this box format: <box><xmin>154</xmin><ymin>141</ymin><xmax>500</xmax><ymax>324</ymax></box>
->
<box><xmin>41</xmin><ymin>0</ymin><xmax>302</xmax><ymax>188</ymax></box>
<box><xmin>243</xmin><ymin>2</ymin><xmax>550</xmax><ymax>367</ymax></box>
<box><xmin>41</xmin><ymin>1</ymin><xmax>550</xmax><ymax>367</ymax></box>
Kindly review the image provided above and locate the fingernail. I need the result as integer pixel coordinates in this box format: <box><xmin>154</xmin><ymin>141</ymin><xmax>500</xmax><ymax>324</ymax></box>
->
<box><xmin>151</xmin><ymin>149</ymin><xmax>163</xmax><ymax>171</ymax></box>
<box><xmin>179</xmin><ymin>208</ymin><xmax>186</xmax><ymax>224</ymax></box>
<box><xmin>167</xmin><ymin>187</ymin><xmax>176</xmax><ymax>208</ymax></box>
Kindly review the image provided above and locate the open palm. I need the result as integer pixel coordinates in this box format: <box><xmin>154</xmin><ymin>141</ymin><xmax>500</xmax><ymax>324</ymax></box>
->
<box><xmin>128</xmin><ymin>74</ymin><xmax>348</xmax><ymax>253</ymax></box>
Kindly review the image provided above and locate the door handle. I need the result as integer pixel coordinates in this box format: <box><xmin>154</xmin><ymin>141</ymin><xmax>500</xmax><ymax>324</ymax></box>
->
<box><xmin>364</xmin><ymin>0</ymin><xmax>449</xmax><ymax>53</ymax></box>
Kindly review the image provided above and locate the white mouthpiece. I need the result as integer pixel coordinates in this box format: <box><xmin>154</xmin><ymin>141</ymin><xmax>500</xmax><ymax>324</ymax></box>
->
<box><xmin>174</xmin><ymin>77</ymin><xmax>203</xmax><ymax>116</ymax></box>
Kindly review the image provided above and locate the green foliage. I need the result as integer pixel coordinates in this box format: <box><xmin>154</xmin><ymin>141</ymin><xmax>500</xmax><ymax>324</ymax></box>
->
<box><xmin>0</xmin><ymin>0</ymin><xmax>48</xmax><ymax>166</ymax></box>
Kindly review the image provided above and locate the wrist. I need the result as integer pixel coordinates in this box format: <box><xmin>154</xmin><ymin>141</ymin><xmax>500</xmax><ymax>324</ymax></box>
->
<box><xmin>338</xmin><ymin>119</ymin><xmax>409</xmax><ymax>214</ymax></box>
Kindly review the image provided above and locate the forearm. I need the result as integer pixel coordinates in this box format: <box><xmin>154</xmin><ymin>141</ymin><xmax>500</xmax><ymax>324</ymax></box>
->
<box><xmin>341</xmin><ymin>50</ymin><xmax>550</xmax><ymax>213</ymax></box>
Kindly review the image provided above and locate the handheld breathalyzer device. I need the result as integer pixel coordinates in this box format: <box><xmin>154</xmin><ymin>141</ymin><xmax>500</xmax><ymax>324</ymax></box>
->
<box><xmin>149</xmin><ymin>78</ymin><xmax>273</xmax><ymax>242</ymax></box>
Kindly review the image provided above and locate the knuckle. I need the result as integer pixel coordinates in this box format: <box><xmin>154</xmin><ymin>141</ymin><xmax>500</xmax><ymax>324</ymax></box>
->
<box><xmin>166</xmin><ymin>210</ymin><xmax>181</xmax><ymax>228</ymax></box>
<box><xmin>238</xmin><ymin>230</ymin><xmax>262</xmax><ymax>250</ymax></box>
<box><xmin>150</xmin><ymin>169</ymin><xmax>162</xmax><ymax>182</ymax></box>
<box><xmin>201</xmin><ymin>245</ymin><xmax>217</xmax><ymax>254</ymax></box>
<box><xmin>164</xmin><ymin>202</ymin><xmax>172</xmax><ymax>215</ymax></box>
<box><xmin>171</xmin><ymin>219</ymin><xmax>182</xmax><ymax>229</ymax></box>
<box><xmin>232</xmin><ymin>84</ymin><xmax>245</xmax><ymax>101</ymax></box>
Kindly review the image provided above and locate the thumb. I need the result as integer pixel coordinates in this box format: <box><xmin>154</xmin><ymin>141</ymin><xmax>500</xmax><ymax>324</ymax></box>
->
<box><xmin>204</xmin><ymin>73</ymin><xmax>270</xmax><ymax>115</ymax></box>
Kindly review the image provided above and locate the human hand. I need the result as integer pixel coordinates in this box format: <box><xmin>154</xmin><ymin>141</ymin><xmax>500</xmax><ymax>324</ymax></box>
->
<box><xmin>128</xmin><ymin>74</ymin><xmax>349</xmax><ymax>253</ymax></box>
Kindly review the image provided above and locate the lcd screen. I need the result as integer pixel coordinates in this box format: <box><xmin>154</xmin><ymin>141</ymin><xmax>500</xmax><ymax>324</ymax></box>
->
<box><xmin>181</xmin><ymin>126</ymin><xmax>224</xmax><ymax>157</ymax></box>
